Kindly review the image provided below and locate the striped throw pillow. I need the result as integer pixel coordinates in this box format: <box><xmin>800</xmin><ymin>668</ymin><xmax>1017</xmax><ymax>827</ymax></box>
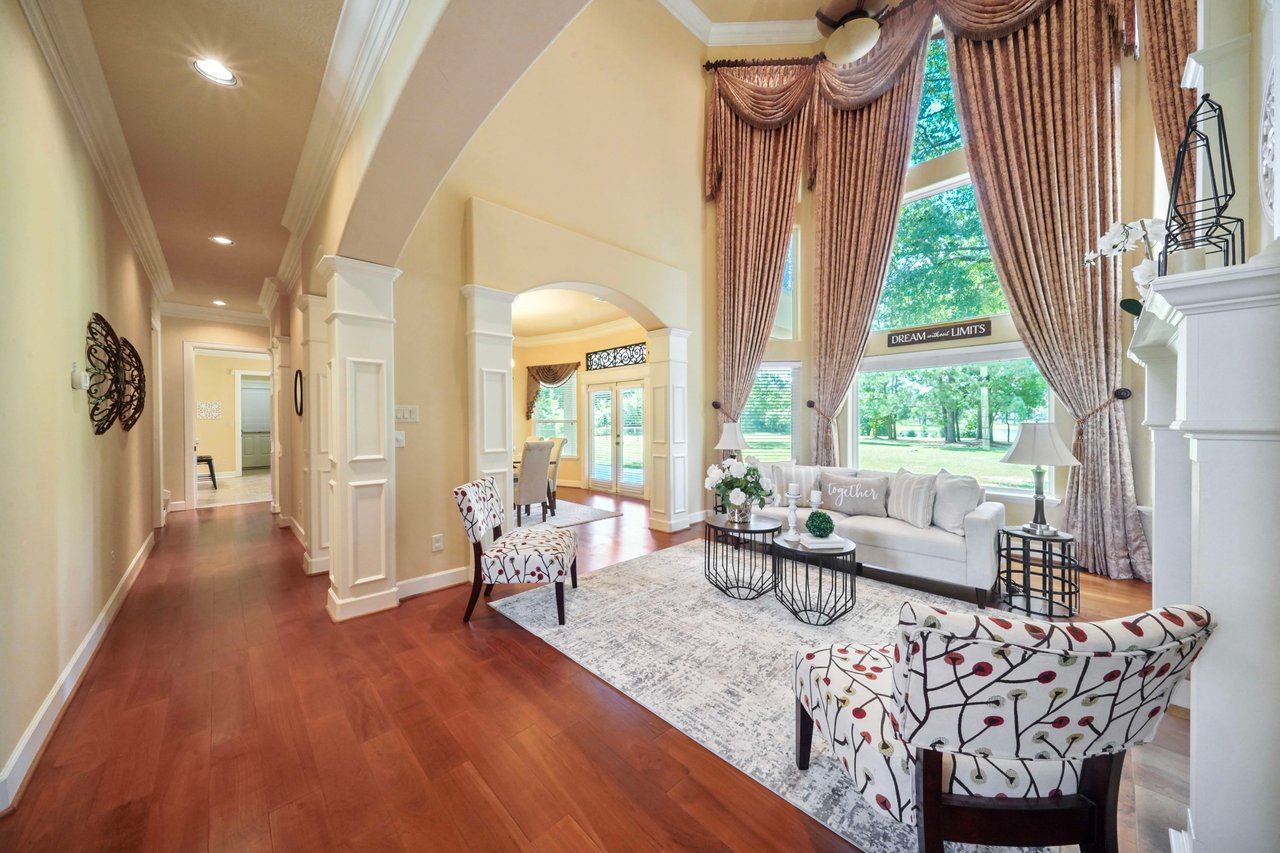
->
<box><xmin>888</xmin><ymin>468</ymin><xmax>936</xmax><ymax>529</ymax></box>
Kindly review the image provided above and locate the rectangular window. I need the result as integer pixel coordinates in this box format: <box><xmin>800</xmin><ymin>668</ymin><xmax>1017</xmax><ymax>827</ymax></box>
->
<box><xmin>741</xmin><ymin>365</ymin><xmax>794</xmax><ymax>463</ymax></box>
<box><xmin>874</xmin><ymin>183</ymin><xmax>1009</xmax><ymax>331</ymax></box>
<box><xmin>532</xmin><ymin>373</ymin><xmax>578</xmax><ymax>456</ymax></box>
<box><xmin>857</xmin><ymin>357</ymin><xmax>1050</xmax><ymax>490</ymax></box>
<box><xmin>770</xmin><ymin>229</ymin><xmax>798</xmax><ymax>340</ymax></box>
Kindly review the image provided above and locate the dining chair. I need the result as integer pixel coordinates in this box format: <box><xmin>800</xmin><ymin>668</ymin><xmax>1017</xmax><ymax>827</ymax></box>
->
<box><xmin>514</xmin><ymin>440</ymin><xmax>554</xmax><ymax>526</ymax></box>
<box><xmin>546</xmin><ymin>436</ymin><xmax>568</xmax><ymax>516</ymax></box>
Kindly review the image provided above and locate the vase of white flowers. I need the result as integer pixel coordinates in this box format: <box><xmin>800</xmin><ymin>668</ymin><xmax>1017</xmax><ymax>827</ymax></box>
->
<box><xmin>705</xmin><ymin>457</ymin><xmax>774</xmax><ymax>523</ymax></box>
<box><xmin>1084</xmin><ymin>218</ymin><xmax>1168</xmax><ymax>303</ymax></box>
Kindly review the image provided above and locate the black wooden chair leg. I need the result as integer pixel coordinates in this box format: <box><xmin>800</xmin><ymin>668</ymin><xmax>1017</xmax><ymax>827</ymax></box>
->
<box><xmin>796</xmin><ymin>698</ymin><xmax>814</xmax><ymax>770</ymax></box>
<box><xmin>915</xmin><ymin>748</ymin><xmax>945</xmax><ymax>853</ymax></box>
<box><xmin>483</xmin><ymin>583</ymin><xmax>494</xmax><ymax>598</ymax></box>
<box><xmin>541</xmin><ymin>501</ymin><xmax>548</xmax><ymax>523</ymax></box>
<box><xmin>975</xmin><ymin>586</ymin><xmax>988</xmax><ymax>609</ymax></box>
<box><xmin>555</xmin><ymin>581</ymin><xmax>565</xmax><ymax>625</ymax></box>
<box><xmin>463</xmin><ymin>569</ymin><xmax>483</xmax><ymax>622</ymax></box>
<box><xmin>1078</xmin><ymin>753</ymin><xmax>1125</xmax><ymax>853</ymax></box>
<box><xmin>570</xmin><ymin>558</ymin><xmax>578</xmax><ymax>589</ymax></box>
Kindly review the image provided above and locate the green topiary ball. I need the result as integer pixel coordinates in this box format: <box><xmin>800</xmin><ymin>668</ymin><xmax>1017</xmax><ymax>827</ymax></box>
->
<box><xmin>805</xmin><ymin>510</ymin><xmax>834</xmax><ymax>538</ymax></box>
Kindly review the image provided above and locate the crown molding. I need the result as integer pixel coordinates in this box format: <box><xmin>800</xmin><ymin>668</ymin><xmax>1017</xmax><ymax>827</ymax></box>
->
<box><xmin>18</xmin><ymin>0</ymin><xmax>174</xmax><ymax>302</ymax></box>
<box><xmin>160</xmin><ymin>303</ymin><xmax>270</xmax><ymax>328</ymax></box>
<box><xmin>656</xmin><ymin>0</ymin><xmax>822</xmax><ymax>45</ymax></box>
<box><xmin>513</xmin><ymin>317</ymin><xmax>644</xmax><ymax>348</ymax></box>
<box><xmin>257</xmin><ymin>277</ymin><xmax>280</xmax><ymax>318</ymax></box>
<box><xmin>274</xmin><ymin>0</ymin><xmax>414</xmax><ymax>294</ymax></box>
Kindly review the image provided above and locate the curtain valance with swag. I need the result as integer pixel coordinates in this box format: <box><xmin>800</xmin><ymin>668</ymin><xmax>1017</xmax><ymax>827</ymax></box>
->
<box><xmin>705</xmin><ymin>0</ymin><xmax>1158</xmax><ymax>579</ymax></box>
<box><xmin>525</xmin><ymin>362</ymin><xmax>579</xmax><ymax>421</ymax></box>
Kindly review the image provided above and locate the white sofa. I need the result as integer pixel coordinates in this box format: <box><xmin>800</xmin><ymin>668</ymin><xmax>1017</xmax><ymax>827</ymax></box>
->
<box><xmin>753</xmin><ymin>466</ymin><xmax>1004</xmax><ymax>605</ymax></box>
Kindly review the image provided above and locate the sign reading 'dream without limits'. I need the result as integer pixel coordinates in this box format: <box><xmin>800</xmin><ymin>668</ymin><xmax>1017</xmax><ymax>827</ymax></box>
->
<box><xmin>887</xmin><ymin>318</ymin><xmax>993</xmax><ymax>347</ymax></box>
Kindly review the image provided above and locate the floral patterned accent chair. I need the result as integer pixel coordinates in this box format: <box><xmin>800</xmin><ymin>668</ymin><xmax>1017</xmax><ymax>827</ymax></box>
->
<box><xmin>452</xmin><ymin>476</ymin><xmax>578</xmax><ymax>625</ymax></box>
<box><xmin>795</xmin><ymin>602</ymin><xmax>1213</xmax><ymax>853</ymax></box>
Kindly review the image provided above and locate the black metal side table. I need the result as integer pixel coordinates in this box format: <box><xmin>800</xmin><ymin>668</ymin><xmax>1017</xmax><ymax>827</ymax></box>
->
<box><xmin>704</xmin><ymin>514</ymin><xmax>780</xmax><ymax>600</ymax></box>
<box><xmin>997</xmin><ymin>526</ymin><xmax>1081</xmax><ymax>618</ymax></box>
<box><xmin>772</xmin><ymin>536</ymin><xmax>858</xmax><ymax>626</ymax></box>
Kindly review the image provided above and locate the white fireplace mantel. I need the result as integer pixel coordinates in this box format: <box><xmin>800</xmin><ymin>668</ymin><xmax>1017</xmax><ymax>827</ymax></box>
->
<box><xmin>1128</xmin><ymin>254</ymin><xmax>1280</xmax><ymax>853</ymax></box>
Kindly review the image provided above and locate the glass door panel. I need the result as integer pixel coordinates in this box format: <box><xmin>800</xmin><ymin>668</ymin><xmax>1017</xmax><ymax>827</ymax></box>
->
<box><xmin>589</xmin><ymin>388</ymin><xmax>614</xmax><ymax>490</ymax></box>
<box><xmin>619</xmin><ymin>384</ymin><xmax>644</xmax><ymax>492</ymax></box>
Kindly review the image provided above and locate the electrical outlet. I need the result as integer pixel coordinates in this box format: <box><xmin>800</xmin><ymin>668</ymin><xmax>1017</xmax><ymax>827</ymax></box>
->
<box><xmin>431</xmin><ymin>533</ymin><xmax>444</xmax><ymax>552</ymax></box>
<box><xmin>394</xmin><ymin>405</ymin><xmax>420</xmax><ymax>423</ymax></box>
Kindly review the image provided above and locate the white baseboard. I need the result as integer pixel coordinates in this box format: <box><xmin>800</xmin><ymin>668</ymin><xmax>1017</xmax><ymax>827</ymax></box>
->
<box><xmin>397</xmin><ymin>565</ymin><xmax>469</xmax><ymax>600</ymax></box>
<box><xmin>649</xmin><ymin>514</ymin><xmax>693</xmax><ymax>533</ymax></box>
<box><xmin>303</xmin><ymin>552</ymin><xmax>328</xmax><ymax>576</ymax></box>
<box><xmin>0</xmin><ymin>531</ymin><xmax>154</xmax><ymax>811</ymax></box>
<box><xmin>326</xmin><ymin>586</ymin><xmax>398</xmax><ymax>621</ymax></box>
<box><xmin>289</xmin><ymin>518</ymin><xmax>307</xmax><ymax>549</ymax></box>
<box><xmin>688</xmin><ymin>509</ymin><xmax>710</xmax><ymax>524</ymax></box>
<box><xmin>168</xmin><ymin>500</ymin><xmax>187</xmax><ymax>512</ymax></box>
<box><xmin>276</xmin><ymin>513</ymin><xmax>290</xmax><ymax>529</ymax></box>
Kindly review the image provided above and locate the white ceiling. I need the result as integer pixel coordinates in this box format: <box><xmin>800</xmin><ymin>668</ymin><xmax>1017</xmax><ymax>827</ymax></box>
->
<box><xmin>512</xmin><ymin>289</ymin><xmax>637</xmax><ymax>338</ymax></box>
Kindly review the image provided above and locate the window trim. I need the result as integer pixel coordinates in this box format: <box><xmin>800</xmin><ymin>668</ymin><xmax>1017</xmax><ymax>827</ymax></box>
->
<box><xmin>531</xmin><ymin>371</ymin><xmax>579</xmax><ymax>459</ymax></box>
<box><xmin>850</xmin><ymin>346</ymin><xmax>1057</xmax><ymax>495</ymax></box>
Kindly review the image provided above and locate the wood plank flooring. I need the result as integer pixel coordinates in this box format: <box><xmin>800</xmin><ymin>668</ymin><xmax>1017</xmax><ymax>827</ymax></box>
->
<box><xmin>0</xmin><ymin>488</ymin><xmax>1184</xmax><ymax>852</ymax></box>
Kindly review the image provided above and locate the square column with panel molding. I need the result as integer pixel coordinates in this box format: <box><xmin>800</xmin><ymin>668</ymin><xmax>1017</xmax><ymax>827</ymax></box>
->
<box><xmin>648</xmin><ymin>328</ymin><xmax>692</xmax><ymax>533</ymax></box>
<box><xmin>316</xmin><ymin>256</ymin><xmax>401</xmax><ymax>621</ymax></box>
<box><xmin>297</xmin><ymin>294</ymin><xmax>331</xmax><ymax>575</ymax></box>
<box><xmin>462</xmin><ymin>285</ymin><xmax>517</xmax><ymax>528</ymax></box>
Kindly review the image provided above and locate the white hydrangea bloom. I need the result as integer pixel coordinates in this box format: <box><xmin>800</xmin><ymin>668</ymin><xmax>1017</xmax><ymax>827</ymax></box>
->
<box><xmin>728</xmin><ymin>488</ymin><xmax>747</xmax><ymax>506</ymax></box>
<box><xmin>728</xmin><ymin>460</ymin><xmax>747</xmax><ymax>479</ymax></box>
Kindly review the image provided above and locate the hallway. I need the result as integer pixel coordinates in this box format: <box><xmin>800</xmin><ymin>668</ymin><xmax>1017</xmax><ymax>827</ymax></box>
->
<box><xmin>0</xmin><ymin>493</ymin><xmax>1186</xmax><ymax>852</ymax></box>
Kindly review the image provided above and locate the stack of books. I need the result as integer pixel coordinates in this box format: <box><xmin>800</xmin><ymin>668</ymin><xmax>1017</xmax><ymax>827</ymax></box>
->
<box><xmin>798</xmin><ymin>533</ymin><xmax>850</xmax><ymax>551</ymax></box>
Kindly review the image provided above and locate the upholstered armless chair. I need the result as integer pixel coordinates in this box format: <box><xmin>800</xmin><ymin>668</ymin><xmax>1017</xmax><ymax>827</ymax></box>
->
<box><xmin>453</xmin><ymin>476</ymin><xmax>577</xmax><ymax>625</ymax></box>
<box><xmin>514</xmin><ymin>440</ymin><xmax>554</xmax><ymax>526</ymax></box>
<box><xmin>795</xmin><ymin>603</ymin><xmax>1213</xmax><ymax>852</ymax></box>
<box><xmin>546</xmin><ymin>436</ymin><xmax>568</xmax><ymax>516</ymax></box>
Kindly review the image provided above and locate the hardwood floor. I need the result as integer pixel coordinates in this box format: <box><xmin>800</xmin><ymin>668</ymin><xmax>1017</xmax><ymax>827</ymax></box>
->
<box><xmin>0</xmin><ymin>488</ymin><xmax>1184</xmax><ymax>852</ymax></box>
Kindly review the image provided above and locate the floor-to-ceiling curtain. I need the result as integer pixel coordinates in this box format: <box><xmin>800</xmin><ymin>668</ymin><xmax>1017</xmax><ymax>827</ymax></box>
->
<box><xmin>1137</xmin><ymin>0</ymin><xmax>1197</xmax><ymax>194</ymax></box>
<box><xmin>946</xmin><ymin>0</ymin><xmax>1152</xmax><ymax>579</ymax></box>
<box><xmin>706</xmin><ymin>62</ymin><xmax>815</xmax><ymax>425</ymax></box>
<box><xmin>809</xmin><ymin>4</ymin><xmax>932</xmax><ymax>465</ymax></box>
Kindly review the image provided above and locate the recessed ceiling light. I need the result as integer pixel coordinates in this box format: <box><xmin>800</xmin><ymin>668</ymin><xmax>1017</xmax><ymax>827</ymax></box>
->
<box><xmin>192</xmin><ymin>57</ymin><xmax>238</xmax><ymax>86</ymax></box>
<box><xmin>208</xmin><ymin>235</ymin><xmax>235</xmax><ymax>246</ymax></box>
<box><xmin>212</xmin><ymin>300</ymin><xmax>227</xmax><ymax>307</ymax></box>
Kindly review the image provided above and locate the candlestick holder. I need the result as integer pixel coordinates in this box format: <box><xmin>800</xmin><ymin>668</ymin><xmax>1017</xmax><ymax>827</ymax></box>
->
<box><xmin>784</xmin><ymin>492</ymin><xmax>800</xmax><ymax>541</ymax></box>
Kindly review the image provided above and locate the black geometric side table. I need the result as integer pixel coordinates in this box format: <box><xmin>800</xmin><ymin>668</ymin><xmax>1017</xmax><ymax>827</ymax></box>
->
<box><xmin>772</xmin><ymin>536</ymin><xmax>858</xmax><ymax>626</ymax></box>
<box><xmin>997</xmin><ymin>526</ymin><xmax>1081</xmax><ymax>619</ymax></box>
<box><xmin>703</xmin><ymin>514</ymin><xmax>780</xmax><ymax>600</ymax></box>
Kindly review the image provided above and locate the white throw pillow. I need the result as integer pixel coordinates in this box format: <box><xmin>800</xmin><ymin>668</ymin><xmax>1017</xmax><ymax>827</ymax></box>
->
<box><xmin>822</xmin><ymin>473</ymin><xmax>889</xmax><ymax>517</ymax></box>
<box><xmin>773</xmin><ymin>463</ymin><xmax>822</xmax><ymax>507</ymax></box>
<box><xmin>888</xmin><ymin>468</ymin><xmax>936</xmax><ymax>529</ymax></box>
<box><xmin>933</xmin><ymin>468</ymin><xmax>981</xmax><ymax>536</ymax></box>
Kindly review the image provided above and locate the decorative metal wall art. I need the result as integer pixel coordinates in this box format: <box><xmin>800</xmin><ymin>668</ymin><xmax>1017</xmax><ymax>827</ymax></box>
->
<box><xmin>118</xmin><ymin>338</ymin><xmax>146</xmax><ymax>431</ymax></box>
<box><xmin>1160</xmin><ymin>94</ymin><xmax>1245</xmax><ymax>274</ymax></box>
<box><xmin>86</xmin><ymin>313</ymin><xmax>121</xmax><ymax>434</ymax></box>
<box><xmin>84</xmin><ymin>312</ymin><xmax>147</xmax><ymax>434</ymax></box>
<box><xmin>585</xmin><ymin>342</ymin><xmax>647</xmax><ymax>371</ymax></box>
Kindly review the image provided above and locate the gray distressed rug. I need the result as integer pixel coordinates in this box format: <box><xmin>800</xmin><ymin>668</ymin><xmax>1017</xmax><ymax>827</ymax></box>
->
<box><xmin>490</xmin><ymin>539</ymin><xmax>1044</xmax><ymax>852</ymax></box>
<box><xmin>543</xmin><ymin>499</ymin><xmax>622</xmax><ymax>529</ymax></box>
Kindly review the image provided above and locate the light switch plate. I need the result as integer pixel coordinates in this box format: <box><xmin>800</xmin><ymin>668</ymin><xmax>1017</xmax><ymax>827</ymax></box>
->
<box><xmin>394</xmin><ymin>430</ymin><xmax>406</xmax><ymax>448</ymax></box>
<box><xmin>394</xmin><ymin>405</ymin><xmax>420</xmax><ymax>423</ymax></box>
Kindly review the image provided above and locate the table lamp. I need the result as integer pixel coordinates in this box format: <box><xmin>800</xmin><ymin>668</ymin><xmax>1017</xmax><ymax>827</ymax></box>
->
<box><xmin>1001</xmin><ymin>421</ymin><xmax>1079</xmax><ymax>535</ymax></box>
<box><xmin>714</xmin><ymin>421</ymin><xmax>749</xmax><ymax>459</ymax></box>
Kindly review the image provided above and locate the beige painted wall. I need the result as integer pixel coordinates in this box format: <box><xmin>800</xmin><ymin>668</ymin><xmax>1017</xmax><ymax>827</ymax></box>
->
<box><xmin>193</xmin><ymin>354</ymin><xmax>271</xmax><ymax>476</ymax></box>
<box><xmin>159</xmin><ymin>317</ymin><xmax>269</xmax><ymax>508</ymax></box>
<box><xmin>390</xmin><ymin>0</ymin><xmax>706</xmax><ymax>580</ymax></box>
<box><xmin>0</xmin><ymin>2</ymin><xmax>156</xmax><ymax>798</ymax></box>
<box><xmin>514</xmin><ymin>322</ymin><xmax>650</xmax><ymax>487</ymax></box>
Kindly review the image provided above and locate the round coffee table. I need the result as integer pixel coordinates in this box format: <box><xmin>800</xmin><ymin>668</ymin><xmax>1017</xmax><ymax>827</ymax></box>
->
<box><xmin>772</xmin><ymin>536</ymin><xmax>858</xmax><ymax>626</ymax></box>
<box><xmin>703</xmin><ymin>514</ymin><xmax>781</xmax><ymax>600</ymax></box>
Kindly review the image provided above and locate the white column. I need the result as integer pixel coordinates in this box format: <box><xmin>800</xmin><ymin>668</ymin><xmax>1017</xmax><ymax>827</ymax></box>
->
<box><xmin>648</xmin><ymin>328</ymin><xmax>692</xmax><ymax>533</ymax></box>
<box><xmin>270</xmin><ymin>334</ymin><xmax>291</xmax><ymax>524</ymax></box>
<box><xmin>317</xmin><ymin>256</ymin><xmax>401</xmax><ymax>621</ymax></box>
<box><xmin>462</xmin><ymin>285</ymin><xmax>516</xmax><ymax>528</ymax></box>
<box><xmin>298</xmin><ymin>294</ymin><xmax>331</xmax><ymax>575</ymax></box>
<box><xmin>1155</xmin><ymin>260</ymin><xmax>1280</xmax><ymax>853</ymax></box>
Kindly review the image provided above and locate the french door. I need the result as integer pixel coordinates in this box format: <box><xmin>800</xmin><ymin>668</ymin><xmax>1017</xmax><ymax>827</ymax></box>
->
<box><xmin>588</xmin><ymin>382</ymin><xmax>645</xmax><ymax>495</ymax></box>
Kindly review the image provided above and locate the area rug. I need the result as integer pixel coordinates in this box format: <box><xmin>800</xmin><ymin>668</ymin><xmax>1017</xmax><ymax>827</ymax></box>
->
<box><xmin>541</xmin><ymin>499</ymin><xmax>621</xmax><ymax>529</ymax></box>
<box><xmin>490</xmin><ymin>539</ymin><xmax>1044</xmax><ymax>852</ymax></box>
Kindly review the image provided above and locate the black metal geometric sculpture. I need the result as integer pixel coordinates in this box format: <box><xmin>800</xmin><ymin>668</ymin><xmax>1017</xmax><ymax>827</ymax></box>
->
<box><xmin>86</xmin><ymin>313</ymin><xmax>121</xmax><ymax>435</ymax></box>
<box><xmin>1160</xmin><ymin>94</ymin><xmax>1245</xmax><ymax>274</ymax></box>
<box><xmin>84</xmin><ymin>312</ymin><xmax>146</xmax><ymax>434</ymax></box>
